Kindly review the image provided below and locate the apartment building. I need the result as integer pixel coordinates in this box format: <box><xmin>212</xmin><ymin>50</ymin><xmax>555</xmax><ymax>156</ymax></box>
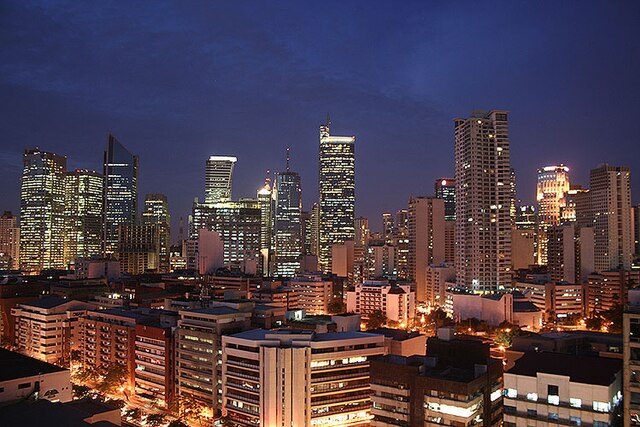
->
<box><xmin>346</xmin><ymin>280</ymin><xmax>415</xmax><ymax>324</ymax></box>
<box><xmin>288</xmin><ymin>274</ymin><xmax>334</xmax><ymax>315</ymax></box>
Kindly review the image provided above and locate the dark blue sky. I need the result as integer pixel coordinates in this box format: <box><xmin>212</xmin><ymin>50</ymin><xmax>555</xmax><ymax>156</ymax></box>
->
<box><xmin>2</xmin><ymin>1</ymin><xmax>639</xmax><ymax>234</ymax></box>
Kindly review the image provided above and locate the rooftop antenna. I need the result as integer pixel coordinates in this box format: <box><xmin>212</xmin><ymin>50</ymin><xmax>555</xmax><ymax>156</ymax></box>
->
<box><xmin>286</xmin><ymin>147</ymin><xmax>291</xmax><ymax>172</ymax></box>
<box><xmin>326</xmin><ymin>112</ymin><xmax>331</xmax><ymax>127</ymax></box>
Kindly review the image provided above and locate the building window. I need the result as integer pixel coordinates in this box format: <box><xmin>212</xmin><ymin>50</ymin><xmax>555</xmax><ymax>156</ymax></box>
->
<box><xmin>527</xmin><ymin>392</ymin><xmax>538</xmax><ymax>401</ymax></box>
<box><xmin>18</xmin><ymin>382</ymin><xmax>31</xmax><ymax>389</ymax></box>
<box><xmin>570</xmin><ymin>416</ymin><xmax>582</xmax><ymax>426</ymax></box>
<box><xmin>505</xmin><ymin>388</ymin><xmax>517</xmax><ymax>398</ymax></box>
<box><xmin>549</xmin><ymin>412</ymin><xmax>559</xmax><ymax>420</ymax></box>
<box><xmin>570</xmin><ymin>398</ymin><xmax>582</xmax><ymax>408</ymax></box>
<box><xmin>527</xmin><ymin>409</ymin><xmax>537</xmax><ymax>417</ymax></box>
<box><xmin>593</xmin><ymin>401</ymin><xmax>610</xmax><ymax>412</ymax></box>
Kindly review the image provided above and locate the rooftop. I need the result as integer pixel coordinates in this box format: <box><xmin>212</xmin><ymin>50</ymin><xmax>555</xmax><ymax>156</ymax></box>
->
<box><xmin>0</xmin><ymin>348</ymin><xmax>67</xmax><ymax>382</ymax></box>
<box><xmin>0</xmin><ymin>399</ymin><xmax>119</xmax><ymax>427</ymax></box>
<box><xmin>507</xmin><ymin>352</ymin><xmax>621</xmax><ymax>386</ymax></box>
<box><xmin>369</xmin><ymin>327</ymin><xmax>423</xmax><ymax>341</ymax></box>
<box><xmin>23</xmin><ymin>296</ymin><xmax>70</xmax><ymax>309</ymax></box>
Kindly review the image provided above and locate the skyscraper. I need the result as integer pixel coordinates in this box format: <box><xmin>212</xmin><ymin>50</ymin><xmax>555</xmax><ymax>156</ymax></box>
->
<box><xmin>142</xmin><ymin>193</ymin><xmax>171</xmax><ymax>273</ymax></box>
<box><xmin>63</xmin><ymin>170</ymin><xmax>104</xmax><ymax>265</ymax></box>
<box><xmin>205</xmin><ymin>156</ymin><xmax>237</xmax><ymax>204</ymax></box>
<box><xmin>309</xmin><ymin>202</ymin><xmax>320</xmax><ymax>257</ymax></box>
<box><xmin>257</xmin><ymin>176</ymin><xmax>273</xmax><ymax>275</ymax></box>
<box><xmin>382</xmin><ymin>212</ymin><xmax>395</xmax><ymax>244</ymax></box>
<box><xmin>318</xmin><ymin>116</ymin><xmax>355</xmax><ymax>273</ymax></box>
<box><xmin>434</xmin><ymin>178</ymin><xmax>456</xmax><ymax>221</ymax></box>
<box><xmin>536</xmin><ymin>165</ymin><xmax>571</xmax><ymax>264</ymax></box>
<box><xmin>454</xmin><ymin>110</ymin><xmax>512</xmax><ymax>291</ymax></box>
<box><xmin>0</xmin><ymin>211</ymin><xmax>20</xmax><ymax>270</ymax></box>
<box><xmin>20</xmin><ymin>149</ymin><xmax>67</xmax><ymax>272</ymax></box>
<box><xmin>590</xmin><ymin>164</ymin><xmax>633</xmax><ymax>272</ymax></box>
<box><xmin>103</xmin><ymin>134</ymin><xmax>139</xmax><ymax>256</ymax></box>
<box><xmin>394</xmin><ymin>209</ymin><xmax>410</xmax><ymax>279</ymax></box>
<box><xmin>273</xmin><ymin>154</ymin><xmax>302</xmax><ymax>277</ymax></box>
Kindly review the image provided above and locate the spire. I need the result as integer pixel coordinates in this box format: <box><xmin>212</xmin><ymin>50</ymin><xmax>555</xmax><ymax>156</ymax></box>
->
<box><xmin>326</xmin><ymin>112</ymin><xmax>331</xmax><ymax>127</ymax></box>
<box><xmin>286</xmin><ymin>147</ymin><xmax>290</xmax><ymax>172</ymax></box>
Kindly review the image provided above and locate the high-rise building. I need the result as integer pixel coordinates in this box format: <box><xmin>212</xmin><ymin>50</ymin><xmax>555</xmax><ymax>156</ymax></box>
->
<box><xmin>355</xmin><ymin>217</ymin><xmax>370</xmax><ymax>246</ymax></box>
<box><xmin>382</xmin><ymin>212</ymin><xmax>395</xmax><ymax>244</ymax></box>
<box><xmin>103</xmin><ymin>134</ymin><xmax>139</xmax><ymax>256</ymax></box>
<box><xmin>20</xmin><ymin>148</ymin><xmax>67</xmax><ymax>272</ymax></box>
<box><xmin>395</xmin><ymin>209</ymin><xmax>410</xmax><ymax>279</ymax></box>
<box><xmin>257</xmin><ymin>177</ymin><xmax>273</xmax><ymax>274</ymax></box>
<box><xmin>408</xmin><ymin>197</ymin><xmax>445</xmax><ymax>302</ymax></box>
<box><xmin>454</xmin><ymin>110</ymin><xmax>512</xmax><ymax>291</ymax></box>
<box><xmin>547</xmin><ymin>223</ymin><xmax>594</xmax><ymax>284</ymax></box>
<box><xmin>205</xmin><ymin>156</ymin><xmax>237</xmax><ymax>204</ymax></box>
<box><xmin>141</xmin><ymin>193</ymin><xmax>171</xmax><ymax>273</ymax></box>
<box><xmin>273</xmin><ymin>161</ymin><xmax>302</xmax><ymax>277</ymax></box>
<box><xmin>633</xmin><ymin>205</ymin><xmax>640</xmax><ymax>261</ymax></box>
<box><xmin>318</xmin><ymin>116</ymin><xmax>356</xmax><ymax>273</ymax></box>
<box><xmin>309</xmin><ymin>202</ymin><xmax>320</xmax><ymax>257</ymax></box>
<box><xmin>590</xmin><ymin>164</ymin><xmax>633</xmax><ymax>272</ymax></box>
<box><xmin>587</xmin><ymin>270</ymin><xmax>640</xmax><ymax>315</ymax></box>
<box><xmin>117</xmin><ymin>224</ymin><xmax>160</xmax><ymax>275</ymax></box>
<box><xmin>536</xmin><ymin>165</ymin><xmax>571</xmax><ymax>264</ymax></box>
<box><xmin>435</xmin><ymin>177</ymin><xmax>456</xmax><ymax>221</ymax></box>
<box><xmin>0</xmin><ymin>211</ymin><xmax>20</xmax><ymax>270</ymax></box>
<box><xmin>63</xmin><ymin>170</ymin><xmax>103</xmax><ymax>265</ymax></box>
<box><xmin>221</xmin><ymin>329</ymin><xmax>385</xmax><ymax>426</ymax></box>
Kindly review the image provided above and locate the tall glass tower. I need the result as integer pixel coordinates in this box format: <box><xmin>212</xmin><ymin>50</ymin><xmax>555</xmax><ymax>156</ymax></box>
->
<box><xmin>274</xmin><ymin>152</ymin><xmax>302</xmax><ymax>277</ymax></box>
<box><xmin>205</xmin><ymin>156</ymin><xmax>237</xmax><ymax>204</ymax></box>
<box><xmin>20</xmin><ymin>148</ymin><xmax>67</xmax><ymax>272</ymax></box>
<box><xmin>142</xmin><ymin>193</ymin><xmax>171</xmax><ymax>273</ymax></box>
<box><xmin>318</xmin><ymin>116</ymin><xmax>355</xmax><ymax>273</ymax></box>
<box><xmin>103</xmin><ymin>133</ymin><xmax>139</xmax><ymax>256</ymax></box>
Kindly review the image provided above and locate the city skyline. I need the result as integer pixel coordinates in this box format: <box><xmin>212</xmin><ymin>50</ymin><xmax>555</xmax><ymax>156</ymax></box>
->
<box><xmin>1</xmin><ymin>1</ymin><xmax>640</xmax><ymax>233</ymax></box>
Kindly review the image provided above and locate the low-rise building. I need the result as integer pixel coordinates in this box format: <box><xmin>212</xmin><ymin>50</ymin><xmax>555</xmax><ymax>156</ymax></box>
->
<box><xmin>288</xmin><ymin>274</ymin><xmax>334</xmax><ymax>315</ymax></box>
<box><xmin>588</xmin><ymin>270</ymin><xmax>640</xmax><ymax>315</ymax></box>
<box><xmin>623</xmin><ymin>303</ymin><xmax>640</xmax><ymax>426</ymax></box>
<box><xmin>346</xmin><ymin>280</ymin><xmax>415</xmax><ymax>324</ymax></box>
<box><xmin>517</xmin><ymin>281</ymin><xmax>585</xmax><ymax>320</ymax></box>
<box><xmin>447</xmin><ymin>290</ymin><xmax>543</xmax><ymax>328</ymax></box>
<box><xmin>369</xmin><ymin>327</ymin><xmax>427</xmax><ymax>356</ymax></box>
<box><xmin>221</xmin><ymin>329</ymin><xmax>385</xmax><ymax>426</ymax></box>
<box><xmin>503</xmin><ymin>352</ymin><xmax>622</xmax><ymax>427</ymax></box>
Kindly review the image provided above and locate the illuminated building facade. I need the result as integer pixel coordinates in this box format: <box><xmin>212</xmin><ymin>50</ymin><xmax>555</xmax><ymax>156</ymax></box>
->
<box><xmin>309</xmin><ymin>202</ymin><xmax>320</xmax><ymax>257</ymax></box>
<box><xmin>454</xmin><ymin>110</ymin><xmax>512</xmax><ymax>291</ymax></box>
<box><xmin>318</xmin><ymin>117</ymin><xmax>356</xmax><ymax>273</ymax></box>
<box><xmin>205</xmin><ymin>156</ymin><xmax>237</xmax><ymax>204</ymax></box>
<box><xmin>394</xmin><ymin>209</ymin><xmax>410</xmax><ymax>279</ymax></box>
<box><xmin>273</xmin><ymin>168</ymin><xmax>302</xmax><ymax>277</ymax></box>
<box><xmin>63</xmin><ymin>170</ymin><xmax>103</xmax><ymax>265</ymax></box>
<box><xmin>141</xmin><ymin>193</ymin><xmax>171</xmax><ymax>273</ymax></box>
<box><xmin>103</xmin><ymin>134</ymin><xmax>139</xmax><ymax>256</ymax></box>
<box><xmin>346</xmin><ymin>280</ymin><xmax>415</xmax><ymax>324</ymax></box>
<box><xmin>257</xmin><ymin>177</ymin><xmax>273</xmax><ymax>274</ymax></box>
<box><xmin>20</xmin><ymin>148</ymin><xmax>67</xmax><ymax>272</ymax></box>
<box><xmin>222</xmin><ymin>329</ymin><xmax>385</xmax><ymax>427</ymax></box>
<box><xmin>590</xmin><ymin>164</ymin><xmax>633</xmax><ymax>272</ymax></box>
<box><xmin>117</xmin><ymin>223</ymin><xmax>160</xmax><ymax>275</ymax></box>
<box><xmin>536</xmin><ymin>165</ymin><xmax>571</xmax><ymax>264</ymax></box>
<box><xmin>0</xmin><ymin>211</ymin><xmax>20</xmax><ymax>270</ymax></box>
<box><xmin>435</xmin><ymin>178</ymin><xmax>456</xmax><ymax>221</ymax></box>
<box><xmin>382</xmin><ymin>213</ymin><xmax>395</xmax><ymax>244</ymax></box>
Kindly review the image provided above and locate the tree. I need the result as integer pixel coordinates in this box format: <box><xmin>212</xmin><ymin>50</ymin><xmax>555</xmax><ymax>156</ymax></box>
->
<box><xmin>220</xmin><ymin>416</ymin><xmax>238</xmax><ymax>427</ymax></box>
<box><xmin>145</xmin><ymin>413</ymin><xmax>167</xmax><ymax>427</ymax></box>
<box><xmin>365</xmin><ymin>310</ymin><xmax>387</xmax><ymax>330</ymax></box>
<box><xmin>96</xmin><ymin>362</ymin><xmax>128</xmax><ymax>394</ymax></box>
<box><xmin>75</xmin><ymin>366</ymin><xmax>100</xmax><ymax>384</ymax></box>
<box><xmin>72</xmin><ymin>384</ymin><xmax>92</xmax><ymax>399</ymax></box>
<box><xmin>168</xmin><ymin>421</ymin><xmax>188</xmax><ymax>427</ymax></box>
<box><xmin>428</xmin><ymin>308</ymin><xmax>451</xmax><ymax>329</ymax></box>
<box><xmin>125</xmin><ymin>408</ymin><xmax>142</xmax><ymax>422</ymax></box>
<box><xmin>327</xmin><ymin>300</ymin><xmax>346</xmax><ymax>314</ymax></box>
<box><xmin>585</xmin><ymin>316</ymin><xmax>603</xmax><ymax>331</ymax></box>
<box><xmin>171</xmin><ymin>394</ymin><xmax>205</xmax><ymax>424</ymax></box>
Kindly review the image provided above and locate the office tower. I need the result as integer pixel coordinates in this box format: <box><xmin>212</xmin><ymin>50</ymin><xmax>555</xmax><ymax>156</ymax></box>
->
<box><xmin>395</xmin><ymin>209</ymin><xmax>410</xmax><ymax>279</ymax></box>
<box><xmin>318</xmin><ymin>116</ymin><xmax>356</xmax><ymax>273</ymax></box>
<box><xmin>221</xmin><ymin>329</ymin><xmax>385</xmax><ymax>426</ymax></box>
<box><xmin>63</xmin><ymin>170</ymin><xmax>103</xmax><ymax>265</ymax></box>
<box><xmin>103</xmin><ymin>134</ymin><xmax>139</xmax><ymax>256</ymax></box>
<box><xmin>590</xmin><ymin>164</ymin><xmax>633</xmax><ymax>272</ymax></box>
<box><xmin>117</xmin><ymin>223</ymin><xmax>160</xmax><ymax>275</ymax></box>
<box><xmin>435</xmin><ymin>177</ymin><xmax>456</xmax><ymax>221</ymax></box>
<box><xmin>176</xmin><ymin>307</ymin><xmax>252</xmax><ymax>419</ymax></box>
<box><xmin>20</xmin><ymin>148</ymin><xmax>67</xmax><ymax>272</ymax></box>
<box><xmin>0</xmin><ymin>211</ymin><xmax>20</xmax><ymax>270</ymax></box>
<box><xmin>190</xmin><ymin>199</ymin><xmax>261</xmax><ymax>274</ymax></box>
<box><xmin>454</xmin><ymin>110</ymin><xmax>512</xmax><ymax>291</ymax></box>
<box><xmin>510</xmin><ymin>167</ymin><xmax>517</xmax><ymax>224</ymax></box>
<box><xmin>408</xmin><ymin>197</ymin><xmax>445</xmax><ymax>302</ymax></box>
<box><xmin>355</xmin><ymin>217</ymin><xmax>370</xmax><ymax>246</ymax></box>
<box><xmin>309</xmin><ymin>202</ymin><xmax>320</xmax><ymax>257</ymax></box>
<box><xmin>273</xmin><ymin>158</ymin><xmax>302</xmax><ymax>277</ymax></box>
<box><xmin>382</xmin><ymin>212</ymin><xmax>395</xmax><ymax>244</ymax></box>
<box><xmin>547</xmin><ymin>224</ymin><xmax>594</xmax><ymax>284</ymax></box>
<box><xmin>515</xmin><ymin>205</ymin><xmax>537</xmax><ymax>230</ymax></box>
<box><xmin>205</xmin><ymin>156</ymin><xmax>237</xmax><ymax>204</ymax></box>
<box><xmin>141</xmin><ymin>193</ymin><xmax>171</xmax><ymax>273</ymax></box>
<box><xmin>504</xmin><ymin>353</ymin><xmax>621</xmax><ymax>427</ymax></box>
<box><xmin>536</xmin><ymin>165</ymin><xmax>571</xmax><ymax>264</ymax></box>
<box><xmin>371</xmin><ymin>331</ymin><xmax>503</xmax><ymax>427</ymax></box>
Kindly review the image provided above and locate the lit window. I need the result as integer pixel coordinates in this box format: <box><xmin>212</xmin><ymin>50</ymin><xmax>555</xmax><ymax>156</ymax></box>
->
<box><xmin>570</xmin><ymin>398</ymin><xmax>582</xmax><ymax>408</ymax></box>
<box><xmin>593</xmin><ymin>401</ymin><xmax>610</xmax><ymax>412</ymax></box>
<box><xmin>548</xmin><ymin>395</ymin><xmax>559</xmax><ymax>405</ymax></box>
<box><xmin>505</xmin><ymin>388</ymin><xmax>517</xmax><ymax>398</ymax></box>
<box><xmin>527</xmin><ymin>392</ymin><xmax>538</xmax><ymax>402</ymax></box>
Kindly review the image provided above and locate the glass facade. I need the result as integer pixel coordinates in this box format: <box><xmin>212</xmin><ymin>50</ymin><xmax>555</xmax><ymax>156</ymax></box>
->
<box><xmin>274</xmin><ymin>171</ymin><xmax>302</xmax><ymax>277</ymax></box>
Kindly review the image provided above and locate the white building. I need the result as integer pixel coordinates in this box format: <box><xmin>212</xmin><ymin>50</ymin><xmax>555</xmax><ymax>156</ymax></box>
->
<box><xmin>346</xmin><ymin>280</ymin><xmax>415</xmax><ymax>324</ymax></box>
<box><xmin>288</xmin><ymin>274</ymin><xmax>334</xmax><ymax>315</ymax></box>
<box><xmin>11</xmin><ymin>297</ymin><xmax>95</xmax><ymax>364</ymax></box>
<box><xmin>221</xmin><ymin>329</ymin><xmax>385</xmax><ymax>427</ymax></box>
<box><xmin>447</xmin><ymin>291</ymin><xmax>543</xmax><ymax>328</ymax></box>
<box><xmin>425</xmin><ymin>264</ymin><xmax>455</xmax><ymax>308</ymax></box>
<box><xmin>504</xmin><ymin>352</ymin><xmax>622</xmax><ymax>427</ymax></box>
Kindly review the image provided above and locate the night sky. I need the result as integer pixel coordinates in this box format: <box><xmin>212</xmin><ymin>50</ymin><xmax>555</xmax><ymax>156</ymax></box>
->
<box><xmin>2</xmin><ymin>1</ymin><xmax>639</xmax><ymax>236</ymax></box>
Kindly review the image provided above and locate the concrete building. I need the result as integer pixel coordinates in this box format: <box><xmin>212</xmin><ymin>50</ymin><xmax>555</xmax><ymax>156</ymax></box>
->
<box><xmin>117</xmin><ymin>223</ymin><xmax>160</xmax><ymax>275</ymax></box>
<box><xmin>587</xmin><ymin>269</ymin><xmax>640</xmax><ymax>315</ymax></box>
<box><xmin>288</xmin><ymin>274</ymin><xmax>334</xmax><ymax>315</ymax></box>
<box><xmin>103</xmin><ymin>134</ymin><xmax>138</xmax><ymax>257</ymax></box>
<box><xmin>394</xmin><ymin>209</ymin><xmax>410</xmax><ymax>279</ymax></box>
<box><xmin>141</xmin><ymin>194</ymin><xmax>171</xmax><ymax>273</ymax></box>
<box><xmin>623</xmin><ymin>302</ymin><xmax>640</xmax><ymax>426</ymax></box>
<box><xmin>425</xmin><ymin>264</ymin><xmax>456</xmax><ymax>308</ymax></box>
<box><xmin>536</xmin><ymin>165</ymin><xmax>571</xmax><ymax>265</ymax></box>
<box><xmin>408</xmin><ymin>197</ymin><xmax>445</xmax><ymax>302</ymax></box>
<box><xmin>256</xmin><ymin>177</ymin><xmax>273</xmax><ymax>275</ymax></box>
<box><xmin>367</xmin><ymin>242</ymin><xmax>395</xmax><ymax>278</ymax></box>
<box><xmin>370</xmin><ymin>329</ymin><xmax>503</xmax><ymax>427</ymax></box>
<box><xmin>517</xmin><ymin>280</ymin><xmax>585</xmax><ymax>320</ymax></box>
<box><xmin>447</xmin><ymin>291</ymin><xmax>543</xmax><ymax>328</ymax></box>
<box><xmin>11</xmin><ymin>297</ymin><xmax>95</xmax><ymax>364</ymax></box>
<box><xmin>0</xmin><ymin>211</ymin><xmax>20</xmax><ymax>270</ymax></box>
<box><xmin>20</xmin><ymin>148</ymin><xmax>67</xmax><ymax>272</ymax></box>
<box><xmin>346</xmin><ymin>280</ymin><xmax>415</xmax><ymax>324</ymax></box>
<box><xmin>175</xmin><ymin>306</ymin><xmax>251</xmax><ymax>418</ymax></box>
<box><xmin>368</xmin><ymin>327</ymin><xmax>427</xmax><ymax>356</ymax></box>
<box><xmin>221</xmin><ymin>329</ymin><xmax>385</xmax><ymax>426</ymax></box>
<box><xmin>436</xmin><ymin>178</ymin><xmax>457</xmax><ymax>267</ymax></box>
<box><xmin>547</xmin><ymin>223</ymin><xmax>594</xmax><ymax>284</ymax></box>
<box><xmin>590</xmin><ymin>164</ymin><xmax>633</xmax><ymax>272</ymax></box>
<box><xmin>503</xmin><ymin>352</ymin><xmax>622</xmax><ymax>427</ymax></box>
<box><xmin>318</xmin><ymin>116</ymin><xmax>356</xmax><ymax>274</ymax></box>
<box><xmin>454</xmin><ymin>110</ymin><xmax>512</xmax><ymax>291</ymax></box>
<box><xmin>511</xmin><ymin>228</ymin><xmax>536</xmax><ymax>270</ymax></box>
<box><xmin>0</xmin><ymin>348</ymin><xmax>72</xmax><ymax>404</ymax></box>
<box><xmin>205</xmin><ymin>156</ymin><xmax>237</xmax><ymax>204</ymax></box>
